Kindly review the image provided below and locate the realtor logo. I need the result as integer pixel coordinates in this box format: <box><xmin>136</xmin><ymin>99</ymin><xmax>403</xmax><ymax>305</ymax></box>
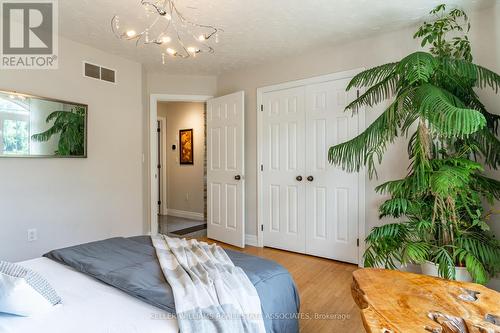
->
<box><xmin>1</xmin><ymin>0</ymin><xmax>58</xmax><ymax>69</ymax></box>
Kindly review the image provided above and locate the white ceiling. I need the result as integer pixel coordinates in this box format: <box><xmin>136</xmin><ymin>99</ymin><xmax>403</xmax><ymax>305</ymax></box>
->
<box><xmin>59</xmin><ymin>0</ymin><xmax>495</xmax><ymax>75</ymax></box>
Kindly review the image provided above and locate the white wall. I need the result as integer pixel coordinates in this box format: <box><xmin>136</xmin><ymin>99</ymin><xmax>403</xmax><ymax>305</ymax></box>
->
<box><xmin>216</xmin><ymin>6</ymin><xmax>500</xmax><ymax>242</ymax></box>
<box><xmin>147</xmin><ymin>73</ymin><xmax>217</xmax><ymax>96</ymax></box>
<box><xmin>0</xmin><ymin>37</ymin><xmax>145</xmax><ymax>262</ymax></box>
<box><xmin>472</xmin><ymin>4</ymin><xmax>500</xmax><ymax>241</ymax></box>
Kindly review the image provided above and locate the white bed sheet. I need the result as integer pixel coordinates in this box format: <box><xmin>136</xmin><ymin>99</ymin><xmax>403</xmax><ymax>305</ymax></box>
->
<box><xmin>0</xmin><ymin>258</ymin><xmax>178</xmax><ymax>333</ymax></box>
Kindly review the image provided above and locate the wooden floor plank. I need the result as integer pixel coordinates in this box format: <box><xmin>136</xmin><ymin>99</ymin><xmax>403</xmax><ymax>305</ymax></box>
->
<box><xmin>200</xmin><ymin>238</ymin><xmax>365</xmax><ymax>333</ymax></box>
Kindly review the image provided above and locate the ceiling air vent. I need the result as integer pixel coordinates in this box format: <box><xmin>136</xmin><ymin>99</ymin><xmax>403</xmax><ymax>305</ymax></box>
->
<box><xmin>83</xmin><ymin>62</ymin><xmax>116</xmax><ymax>84</ymax></box>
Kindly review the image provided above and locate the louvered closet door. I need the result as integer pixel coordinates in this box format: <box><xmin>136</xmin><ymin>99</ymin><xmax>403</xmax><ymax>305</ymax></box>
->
<box><xmin>262</xmin><ymin>87</ymin><xmax>307</xmax><ymax>253</ymax></box>
<box><xmin>304</xmin><ymin>78</ymin><xmax>360</xmax><ymax>264</ymax></box>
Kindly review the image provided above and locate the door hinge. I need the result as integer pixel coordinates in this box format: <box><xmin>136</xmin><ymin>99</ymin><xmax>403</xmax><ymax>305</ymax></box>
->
<box><xmin>158</xmin><ymin>201</ymin><xmax>161</xmax><ymax>205</ymax></box>
<box><xmin>157</xmin><ymin>127</ymin><xmax>160</xmax><ymax>133</ymax></box>
<box><xmin>260</xmin><ymin>164</ymin><xmax>263</xmax><ymax>171</ymax></box>
<box><xmin>261</xmin><ymin>225</ymin><xmax>264</xmax><ymax>231</ymax></box>
<box><xmin>260</xmin><ymin>104</ymin><xmax>263</xmax><ymax>112</ymax></box>
<box><xmin>357</xmin><ymin>238</ymin><xmax>360</xmax><ymax>247</ymax></box>
<box><xmin>157</xmin><ymin>164</ymin><xmax>161</xmax><ymax>169</ymax></box>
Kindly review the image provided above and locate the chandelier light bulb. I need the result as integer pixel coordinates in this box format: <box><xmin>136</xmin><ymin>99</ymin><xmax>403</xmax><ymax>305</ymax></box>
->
<box><xmin>112</xmin><ymin>0</ymin><xmax>220</xmax><ymax>61</ymax></box>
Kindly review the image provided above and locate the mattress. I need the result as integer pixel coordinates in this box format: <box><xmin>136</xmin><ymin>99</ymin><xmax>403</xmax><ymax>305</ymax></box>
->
<box><xmin>0</xmin><ymin>258</ymin><xmax>178</xmax><ymax>333</ymax></box>
<box><xmin>44</xmin><ymin>236</ymin><xmax>301</xmax><ymax>332</ymax></box>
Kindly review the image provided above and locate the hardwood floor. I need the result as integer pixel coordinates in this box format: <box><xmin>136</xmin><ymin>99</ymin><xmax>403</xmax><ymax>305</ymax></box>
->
<box><xmin>201</xmin><ymin>238</ymin><xmax>365</xmax><ymax>333</ymax></box>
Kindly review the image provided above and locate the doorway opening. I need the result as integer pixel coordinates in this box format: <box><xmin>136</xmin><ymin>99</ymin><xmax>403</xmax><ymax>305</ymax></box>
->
<box><xmin>156</xmin><ymin>101</ymin><xmax>207</xmax><ymax>237</ymax></box>
<box><xmin>149</xmin><ymin>94</ymin><xmax>212</xmax><ymax>237</ymax></box>
<box><xmin>150</xmin><ymin>92</ymin><xmax>246</xmax><ymax>248</ymax></box>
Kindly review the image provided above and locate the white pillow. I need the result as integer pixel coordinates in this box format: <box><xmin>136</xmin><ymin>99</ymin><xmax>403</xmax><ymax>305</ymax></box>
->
<box><xmin>0</xmin><ymin>261</ymin><xmax>62</xmax><ymax>316</ymax></box>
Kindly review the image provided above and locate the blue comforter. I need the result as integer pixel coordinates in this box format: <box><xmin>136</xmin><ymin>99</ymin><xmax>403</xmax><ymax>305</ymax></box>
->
<box><xmin>44</xmin><ymin>236</ymin><xmax>300</xmax><ymax>333</ymax></box>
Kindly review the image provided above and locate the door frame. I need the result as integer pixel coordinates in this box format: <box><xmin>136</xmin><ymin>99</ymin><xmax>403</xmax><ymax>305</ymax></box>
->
<box><xmin>149</xmin><ymin>94</ymin><xmax>212</xmax><ymax>235</ymax></box>
<box><xmin>157</xmin><ymin>116</ymin><xmax>167</xmax><ymax>215</ymax></box>
<box><xmin>256</xmin><ymin>68</ymin><xmax>367</xmax><ymax>265</ymax></box>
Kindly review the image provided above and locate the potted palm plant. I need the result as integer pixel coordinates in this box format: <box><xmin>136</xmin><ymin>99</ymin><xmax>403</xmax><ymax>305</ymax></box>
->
<box><xmin>328</xmin><ymin>4</ymin><xmax>500</xmax><ymax>284</ymax></box>
<box><xmin>31</xmin><ymin>106</ymin><xmax>86</xmax><ymax>156</ymax></box>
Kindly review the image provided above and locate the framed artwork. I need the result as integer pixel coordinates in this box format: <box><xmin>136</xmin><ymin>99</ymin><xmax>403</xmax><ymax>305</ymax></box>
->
<box><xmin>179</xmin><ymin>129</ymin><xmax>194</xmax><ymax>165</ymax></box>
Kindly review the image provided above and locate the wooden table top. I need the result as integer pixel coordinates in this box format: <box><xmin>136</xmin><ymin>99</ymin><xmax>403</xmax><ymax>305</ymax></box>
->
<box><xmin>351</xmin><ymin>268</ymin><xmax>500</xmax><ymax>333</ymax></box>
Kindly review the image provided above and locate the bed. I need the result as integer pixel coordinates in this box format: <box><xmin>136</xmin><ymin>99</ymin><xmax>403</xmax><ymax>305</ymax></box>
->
<box><xmin>0</xmin><ymin>257</ymin><xmax>178</xmax><ymax>333</ymax></box>
<box><xmin>0</xmin><ymin>236</ymin><xmax>300</xmax><ymax>333</ymax></box>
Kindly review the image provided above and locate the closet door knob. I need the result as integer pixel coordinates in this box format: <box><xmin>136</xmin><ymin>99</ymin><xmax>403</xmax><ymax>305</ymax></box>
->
<box><xmin>296</xmin><ymin>176</ymin><xmax>303</xmax><ymax>181</ymax></box>
<box><xmin>307</xmin><ymin>176</ymin><xmax>314</xmax><ymax>182</ymax></box>
<box><xmin>234</xmin><ymin>175</ymin><xmax>241</xmax><ymax>181</ymax></box>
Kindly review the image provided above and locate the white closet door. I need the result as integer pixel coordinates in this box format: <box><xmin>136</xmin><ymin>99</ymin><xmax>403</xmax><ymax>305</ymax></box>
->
<box><xmin>262</xmin><ymin>87</ymin><xmax>306</xmax><ymax>253</ymax></box>
<box><xmin>207</xmin><ymin>91</ymin><xmax>245</xmax><ymax>248</ymax></box>
<box><xmin>304</xmin><ymin>78</ymin><xmax>360</xmax><ymax>264</ymax></box>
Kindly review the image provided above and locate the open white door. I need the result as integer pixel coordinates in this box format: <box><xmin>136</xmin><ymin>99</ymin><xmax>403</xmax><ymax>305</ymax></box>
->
<box><xmin>207</xmin><ymin>91</ymin><xmax>245</xmax><ymax>247</ymax></box>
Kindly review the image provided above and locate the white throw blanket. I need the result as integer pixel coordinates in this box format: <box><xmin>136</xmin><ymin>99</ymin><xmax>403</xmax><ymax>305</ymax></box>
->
<box><xmin>151</xmin><ymin>235</ymin><xmax>266</xmax><ymax>333</ymax></box>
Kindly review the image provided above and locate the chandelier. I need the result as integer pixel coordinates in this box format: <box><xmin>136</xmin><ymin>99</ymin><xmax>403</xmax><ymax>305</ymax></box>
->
<box><xmin>111</xmin><ymin>0</ymin><xmax>221</xmax><ymax>63</ymax></box>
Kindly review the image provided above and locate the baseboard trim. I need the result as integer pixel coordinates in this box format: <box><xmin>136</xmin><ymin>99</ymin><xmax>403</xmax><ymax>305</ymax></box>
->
<box><xmin>166</xmin><ymin>209</ymin><xmax>204</xmax><ymax>221</ymax></box>
<box><xmin>245</xmin><ymin>234</ymin><xmax>258</xmax><ymax>247</ymax></box>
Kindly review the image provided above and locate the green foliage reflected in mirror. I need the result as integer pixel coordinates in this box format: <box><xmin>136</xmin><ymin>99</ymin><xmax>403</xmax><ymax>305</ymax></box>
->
<box><xmin>0</xmin><ymin>90</ymin><xmax>87</xmax><ymax>158</ymax></box>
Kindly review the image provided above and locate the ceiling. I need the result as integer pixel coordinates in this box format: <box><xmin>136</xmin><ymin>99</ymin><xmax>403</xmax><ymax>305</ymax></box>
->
<box><xmin>59</xmin><ymin>0</ymin><xmax>495</xmax><ymax>75</ymax></box>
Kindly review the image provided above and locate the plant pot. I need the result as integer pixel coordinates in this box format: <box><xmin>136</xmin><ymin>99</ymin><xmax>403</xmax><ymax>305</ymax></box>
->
<box><xmin>399</xmin><ymin>263</ymin><xmax>422</xmax><ymax>274</ymax></box>
<box><xmin>421</xmin><ymin>261</ymin><xmax>473</xmax><ymax>282</ymax></box>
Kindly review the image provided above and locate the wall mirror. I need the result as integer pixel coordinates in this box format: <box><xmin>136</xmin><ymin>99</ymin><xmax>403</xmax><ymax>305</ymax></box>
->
<box><xmin>0</xmin><ymin>90</ymin><xmax>87</xmax><ymax>158</ymax></box>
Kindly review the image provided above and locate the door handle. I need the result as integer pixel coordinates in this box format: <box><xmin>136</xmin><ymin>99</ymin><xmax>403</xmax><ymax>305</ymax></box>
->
<box><xmin>296</xmin><ymin>176</ymin><xmax>303</xmax><ymax>181</ymax></box>
<box><xmin>307</xmin><ymin>176</ymin><xmax>314</xmax><ymax>182</ymax></box>
<box><xmin>234</xmin><ymin>175</ymin><xmax>241</xmax><ymax>181</ymax></box>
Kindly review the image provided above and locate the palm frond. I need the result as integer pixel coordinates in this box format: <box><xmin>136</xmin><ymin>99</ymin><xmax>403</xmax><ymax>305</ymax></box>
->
<box><xmin>462</xmin><ymin>252</ymin><xmax>488</xmax><ymax>284</ymax></box>
<box><xmin>397</xmin><ymin>52</ymin><xmax>438</xmax><ymax>85</ymax></box>
<box><xmin>468</xmin><ymin>128</ymin><xmax>500</xmax><ymax>169</ymax></box>
<box><xmin>375</xmin><ymin>175</ymin><xmax>429</xmax><ymax>198</ymax></box>
<box><xmin>30</xmin><ymin>108</ymin><xmax>85</xmax><ymax>156</ymax></box>
<box><xmin>346</xmin><ymin>62</ymin><xmax>398</xmax><ymax>90</ymax></box>
<box><xmin>433</xmin><ymin>247</ymin><xmax>456</xmax><ymax>280</ymax></box>
<box><xmin>46</xmin><ymin>110</ymin><xmax>77</xmax><ymax>123</ymax></box>
<box><xmin>366</xmin><ymin>222</ymin><xmax>408</xmax><ymax>241</ymax></box>
<box><xmin>416</xmin><ymin>84</ymin><xmax>486</xmax><ymax>137</ymax></box>
<box><xmin>345</xmin><ymin>75</ymin><xmax>399</xmax><ymax>112</ymax></box>
<box><xmin>31</xmin><ymin>124</ymin><xmax>62</xmax><ymax>142</ymax></box>
<box><xmin>402</xmin><ymin>241</ymin><xmax>430</xmax><ymax>264</ymax></box>
<box><xmin>379</xmin><ymin>198</ymin><xmax>412</xmax><ymax>218</ymax></box>
<box><xmin>328</xmin><ymin>101</ymin><xmax>402</xmax><ymax>178</ymax></box>
<box><xmin>364</xmin><ymin>222</ymin><xmax>410</xmax><ymax>269</ymax></box>
<box><xmin>441</xmin><ymin>58</ymin><xmax>500</xmax><ymax>92</ymax></box>
<box><xmin>430</xmin><ymin>162</ymin><xmax>479</xmax><ymax>196</ymax></box>
<box><xmin>472</xmin><ymin>174</ymin><xmax>500</xmax><ymax>201</ymax></box>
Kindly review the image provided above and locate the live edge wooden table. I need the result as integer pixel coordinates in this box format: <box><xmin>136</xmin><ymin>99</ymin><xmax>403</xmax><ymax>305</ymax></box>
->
<box><xmin>351</xmin><ymin>268</ymin><xmax>500</xmax><ymax>333</ymax></box>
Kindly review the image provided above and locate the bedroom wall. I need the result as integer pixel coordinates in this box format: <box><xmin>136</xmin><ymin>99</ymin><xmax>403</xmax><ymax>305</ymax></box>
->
<box><xmin>0</xmin><ymin>36</ymin><xmax>144</xmax><ymax>262</ymax></box>
<box><xmin>216</xmin><ymin>6</ymin><xmax>500</xmax><ymax>244</ymax></box>
<box><xmin>147</xmin><ymin>73</ymin><xmax>217</xmax><ymax>96</ymax></box>
<box><xmin>157</xmin><ymin>102</ymin><xmax>205</xmax><ymax>217</ymax></box>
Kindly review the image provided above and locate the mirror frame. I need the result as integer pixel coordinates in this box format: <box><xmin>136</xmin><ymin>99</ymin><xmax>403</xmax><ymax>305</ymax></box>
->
<box><xmin>0</xmin><ymin>89</ymin><xmax>88</xmax><ymax>158</ymax></box>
